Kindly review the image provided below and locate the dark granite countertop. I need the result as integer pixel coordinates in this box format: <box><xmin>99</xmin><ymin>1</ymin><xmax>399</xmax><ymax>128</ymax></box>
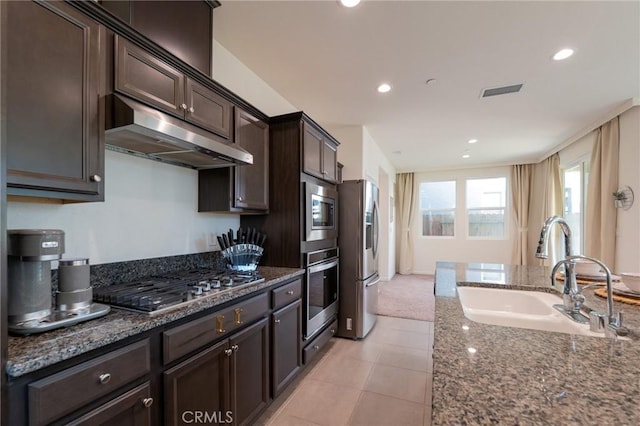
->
<box><xmin>432</xmin><ymin>262</ymin><xmax>640</xmax><ymax>425</ymax></box>
<box><xmin>7</xmin><ymin>266</ymin><xmax>304</xmax><ymax>378</ymax></box>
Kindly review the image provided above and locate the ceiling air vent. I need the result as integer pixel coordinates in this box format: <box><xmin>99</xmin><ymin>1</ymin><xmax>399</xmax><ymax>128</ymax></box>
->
<box><xmin>481</xmin><ymin>84</ymin><xmax>523</xmax><ymax>98</ymax></box>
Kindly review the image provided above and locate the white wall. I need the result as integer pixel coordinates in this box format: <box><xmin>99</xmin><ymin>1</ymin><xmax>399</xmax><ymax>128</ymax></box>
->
<box><xmin>412</xmin><ymin>166</ymin><xmax>515</xmax><ymax>274</ymax></box>
<box><xmin>329</xmin><ymin>125</ymin><xmax>364</xmax><ymax>181</ymax></box>
<box><xmin>7</xmin><ymin>150</ymin><xmax>238</xmax><ymax>264</ymax></box>
<box><xmin>212</xmin><ymin>41</ymin><xmax>296</xmax><ymax>117</ymax></box>
<box><xmin>616</xmin><ymin>106</ymin><xmax>640</xmax><ymax>272</ymax></box>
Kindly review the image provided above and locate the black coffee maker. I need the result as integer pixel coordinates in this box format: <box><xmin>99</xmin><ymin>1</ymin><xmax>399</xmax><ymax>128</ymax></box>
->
<box><xmin>7</xmin><ymin>229</ymin><xmax>110</xmax><ymax>335</ymax></box>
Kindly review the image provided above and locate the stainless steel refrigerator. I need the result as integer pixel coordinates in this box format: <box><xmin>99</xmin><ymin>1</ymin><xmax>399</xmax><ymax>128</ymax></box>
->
<box><xmin>336</xmin><ymin>179</ymin><xmax>379</xmax><ymax>339</ymax></box>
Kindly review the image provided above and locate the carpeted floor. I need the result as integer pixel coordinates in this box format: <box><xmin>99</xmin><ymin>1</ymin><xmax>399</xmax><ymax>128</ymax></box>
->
<box><xmin>377</xmin><ymin>274</ymin><xmax>435</xmax><ymax>322</ymax></box>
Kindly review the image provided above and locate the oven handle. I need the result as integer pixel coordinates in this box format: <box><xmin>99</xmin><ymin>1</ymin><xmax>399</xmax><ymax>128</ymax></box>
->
<box><xmin>307</xmin><ymin>258</ymin><xmax>339</xmax><ymax>274</ymax></box>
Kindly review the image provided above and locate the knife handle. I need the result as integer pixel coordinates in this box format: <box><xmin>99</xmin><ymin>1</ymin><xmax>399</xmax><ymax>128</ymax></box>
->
<box><xmin>217</xmin><ymin>235</ymin><xmax>225</xmax><ymax>250</ymax></box>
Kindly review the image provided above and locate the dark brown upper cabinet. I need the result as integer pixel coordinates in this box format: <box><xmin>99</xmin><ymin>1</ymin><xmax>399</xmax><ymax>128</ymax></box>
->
<box><xmin>5</xmin><ymin>0</ymin><xmax>105</xmax><ymax>202</ymax></box>
<box><xmin>303</xmin><ymin>120</ymin><xmax>338</xmax><ymax>184</ymax></box>
<box><xmin>115</xmin><ymin>36</ymin><xmax>232</xmax><ymax>140</ymax></box>
<box><xmin>198</xmin><ymin>108</ymin><xmax>269</xmax><ymax>213</ymax></box>
<box><xmin>101</xmin><ymin>0</ymin><xmax>214</xmax><ymax>76</ymax></box>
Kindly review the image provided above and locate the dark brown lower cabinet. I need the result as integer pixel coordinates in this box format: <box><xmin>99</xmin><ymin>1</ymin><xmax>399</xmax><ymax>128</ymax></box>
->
<box><xmin>272</xmin><ymin>300</ymin><xmax>302</xmax><ymax>397</ymax></box>
<box><xmin>164</xmin><ymin>318</ymin><xmax>270</xmax><ymax>426</ymax></box>
<box><xmin>66</xmin><ymin>383</ymin><xmax>153</xmax><ymax>426</ymax></box>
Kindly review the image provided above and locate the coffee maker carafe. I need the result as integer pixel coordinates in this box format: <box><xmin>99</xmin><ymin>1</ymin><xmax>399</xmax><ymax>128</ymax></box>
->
<box><xmin>8</xmin><ymin>229</ymin><xmax>64</xmax><ymax>324</ymax></box>
<box><xmin>7</xmin><ymin>229</ymin><xmax>110</xmax><ymax>335</ymax></box>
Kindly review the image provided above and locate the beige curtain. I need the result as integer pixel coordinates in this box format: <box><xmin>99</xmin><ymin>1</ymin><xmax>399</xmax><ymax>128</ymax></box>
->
<box><xmin>527</xmin><ymin>153</ymin><xmax>563</xmax><ymax>265</ymax></box>
<box><xmin>396</xmin><ymin>173</ymin><xmax>415</xmax><ymax>274</ymax></box>
<box><xmin>585</xmin><ymin>117</ymin><xmax>619</xmax><ymax>268</ymax></box>
<box><xmin>510</xmin><ymin>164</ymin><xmax>534</xmax><ymax>265</ymax></box>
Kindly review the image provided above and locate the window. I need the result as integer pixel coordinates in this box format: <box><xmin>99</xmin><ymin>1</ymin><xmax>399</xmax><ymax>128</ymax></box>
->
<box><xmin>466</xmin><ymin>177</ymin><xmax>507</xmax><ymax>238</ymax></box>
<box><xmin>419</xmin><ymin>181</ymin><xmax>456</xmax><ymax>236</ymax></box>
<box><xmin>563</xmin><ymin>161</ymin><xmax>589</xmax><ymax>254</ymax></box>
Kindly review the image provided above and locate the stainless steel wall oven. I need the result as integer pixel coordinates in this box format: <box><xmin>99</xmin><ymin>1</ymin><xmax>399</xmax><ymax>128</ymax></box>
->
<box><xmin>304</xmin><ymin>248</ymin><xmax>339</xmax><ymax>339</ymax></box>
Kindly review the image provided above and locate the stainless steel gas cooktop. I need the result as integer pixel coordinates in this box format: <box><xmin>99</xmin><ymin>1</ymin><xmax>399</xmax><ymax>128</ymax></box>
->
<box><xmin>93</xmin><ymin>269</ymin><xmax>264</xmax><ymax>316</ymax></box>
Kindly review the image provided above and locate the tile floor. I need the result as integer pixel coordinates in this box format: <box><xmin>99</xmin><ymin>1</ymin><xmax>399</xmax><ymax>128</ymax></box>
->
<box><xmin>256</xmin><ymin>316</ymin><xmax>435</xmax><ymax>426</ymax></box>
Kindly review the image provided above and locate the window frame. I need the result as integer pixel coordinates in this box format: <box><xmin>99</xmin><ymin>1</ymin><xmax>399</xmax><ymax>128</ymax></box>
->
<box><xmin>465</xmin><ymin>176</ymin><xmax>509</xmax><ymax>240</ymax></box>
<box><xmin>562</xmin><ymin>158</ymin><xmax>590</xmax><ymax>254</ymax></box>
<box><xmin>418</xmin><ymin>179</ymin><xmax>457</xmax><ymax>239</ymax></box>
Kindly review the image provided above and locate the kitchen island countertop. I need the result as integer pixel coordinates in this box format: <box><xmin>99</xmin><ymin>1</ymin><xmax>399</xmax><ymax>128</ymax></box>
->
<box><xmin>7</xmin><ymin>266</ymin><xmax>304</xmax><ymax>378</ymax></box>
<box><xmin>432</xmin><ymin>262</ymin><xmax>640</xmax><ymax>425</ymax></box>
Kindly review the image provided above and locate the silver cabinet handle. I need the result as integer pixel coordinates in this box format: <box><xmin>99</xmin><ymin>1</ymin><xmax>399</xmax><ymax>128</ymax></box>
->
<box><xmin>330</xmin><ymin>329</ymin><xmax>335</xmax><ymax>334</ymax></box>
<box><xmin>313</xmin><ymin>345</ymin><xmax>320</xmax><ymax>350</ymax></box>
<box><xmin>237</xmin><ymin>196</ymin><xmax>243</xmax><ymax>201</ymax></box>
<box><xmin>99</xmin><ymin>373</ymin><xmax>111</xmax><ymax>384</ymax></box>
<box><xmin>189</xmin><ymin>107</ymin><xmax>195</xmax><ymax>113</ymax></box>
<box><xmin>181</xmin><ymin>103</ymin><xmax>188</xmax><ymax>110</ymax></box>
<box><xmin>286</xmin><ymin>290</ymin><xmax>294</xmax><ymax>295</ymax></box>
<box><xmin>90</xmin><ymin>174</ymin><xmax>102</xmax><ymax>182</ymax></box>
<box><xmin>224</xmin><ymin>348</ymin><xmax>233</xmax><ymax>356</ymax></box>
<box><xmin>142</xmin><ymin>398</ymin><xmax>154</xmax><ymax>408</ymax></box>
<box><xmin>274</xmin><ymin>319</ymin><xmax>281</xmax><ymax>324</ymax></box>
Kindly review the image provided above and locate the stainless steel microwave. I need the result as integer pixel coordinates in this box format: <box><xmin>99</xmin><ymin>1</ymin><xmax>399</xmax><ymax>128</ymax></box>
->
<box><xmin>304</xmin><ymin>182</ymin><xmax>338</xmax><ymax>242</ymax></box>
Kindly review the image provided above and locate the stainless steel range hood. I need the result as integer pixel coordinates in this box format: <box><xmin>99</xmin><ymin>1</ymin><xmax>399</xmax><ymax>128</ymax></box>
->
<box><xmin>105</xmin><ymin>94</ymin><xmax>253</xmax><ymax>169</ymax></box>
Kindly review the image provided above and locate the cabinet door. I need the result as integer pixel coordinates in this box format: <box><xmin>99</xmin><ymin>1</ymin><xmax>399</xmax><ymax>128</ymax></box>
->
<box><xmin>66</xmin><ymin>383</ymin><xmax>153</xmax><ymax>426</ymax></box>
<box><xmin>6</xmin><ymin>0</ymin><xmax>104</xmax><ymax>201</ymax></box>
<box><xmin>230</xmin><ymin>318</ymin><xmax>270</xmax><ymax>426</ymax></box>
<box><xmin>322</xmin><ymin>140</ymin><xmax>338</xmax><ymax>183</ymax></box>
<box><xmin>185</xmin><ymin>78</ymin><xmax>233</xmax><ymax>139</ymax></box>
<box><xmin>164</xmin><ymin>340</ymin><xmax>230</xmax><ymax>426</ymax></box>
<box><xmin>115</xmin><ymin>36</ymin><xmax>184</xmax><ymax>117</ymax></box>
<box><xmin>129</xmin><ymin>0</ymin><xmax>213</xmax><ymax>76</ymax></box>
<box><xmin>302</xmin><ymin>123</ymin><xmax>324</xmax><ymax>179</ymax></box>
<box><xmin>234</xmin><ymin>109</ymin><xmax>269</xmax><ymax>211</ymax></box>
<box><xmin>272</xmin><ymin>300</ymin><xmax>302</xmax><ymax>397</ymax></box>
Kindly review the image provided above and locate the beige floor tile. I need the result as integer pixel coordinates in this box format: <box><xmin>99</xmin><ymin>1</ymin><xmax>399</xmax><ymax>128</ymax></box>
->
<box><xmin>348</xmin><ymin>391</ymin><xmax>425</xmax><ymax>426</ymax></box>
<box><xmin>376</xmin><ymin>315</ymin><xmax>431</xmax><ymax>334</ymax></box>
<box><xmin>331</xmin><ymin>336</ymin><xmax>383</xmax><ymax>362</ymax></box>
<box><xmin>267</xmin><ymin>414</ymin><xmax>323</xmax><ymax>426</ymax></box>
<box><xmin>376</xmin><ymin>344</ymin><xmax>430</xmax><ymax>372</ymax></box>
<box><xmin>308</xmin><ymin>352</ymin><xmax>374</xmax><ymax>389</ymax></box>
<box><xmin>274</xmin><ymin>378</ymin><xmax>361</xmax><ymax>425</ymax></box>
<box><xmin>364</xmin><ymin>364</ymin><xmax>427</xmax><ymax>403</ymax></box>
<box><xmin>377</xmin><ymin>328</ymin><xmax>432</xmax><ymax>350</ymax></box>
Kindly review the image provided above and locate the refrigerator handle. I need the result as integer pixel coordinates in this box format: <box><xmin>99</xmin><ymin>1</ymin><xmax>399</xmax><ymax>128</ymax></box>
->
<box><xmin>365</xmin><ymin>276</ymin><xmax>380</xmax><ymax>287</ymax></box>
<box><xmin>372</xmin><ymin>200</ymin><xmax>379</xmax><ymax>258</ymax></box>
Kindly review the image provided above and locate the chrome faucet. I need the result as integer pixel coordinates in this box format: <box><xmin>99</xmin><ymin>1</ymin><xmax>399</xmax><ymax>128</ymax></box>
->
<box><xmin>535</xmin><ymin>216</ymin><xmax>583</xmax><ymax>317</ymax></box>
<box><xmin>558</xmin><ymin>255</ymin><xmax>628</xmax><ymax>337</ymax></box>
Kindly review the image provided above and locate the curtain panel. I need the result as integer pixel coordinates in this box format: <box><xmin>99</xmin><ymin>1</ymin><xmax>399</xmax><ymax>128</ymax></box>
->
<box><xmin>586</xmin><ymin>116</ymin><xmax>619</xmax><ymax>268</ymax></box>
<box><xmin>396</xmin><ymin>173</ymin><xmax>415</xmax><ymax>274</ymax></box>
<box><xmin>510</xmin><ymin>164</ymin><xmax>534</xmax><ymax>265</ymax></box>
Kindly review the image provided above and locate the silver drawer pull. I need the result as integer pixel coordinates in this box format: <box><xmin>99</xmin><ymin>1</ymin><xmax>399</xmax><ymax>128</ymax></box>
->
<box><xmin>286</xmin><ymin>290</ymin><xmax>294</xmax><ymax>295</ymax></box>
<box><xmin>232</xmin><ymin>344</ymin><xmax>239</xmax><ymax>352</ymax></box>
<box><xmin>98</xmin><ymin>373</ymin><xmax>111</xmax><ymax>385</ymax></box>
<box><xmin>189</xmin><ymin>107</ymin><xmax>195</xmax><ymax>113</ymax></box>
<box><xmin>181</xmin><ymin>103</ymin><xmax>188</xmax><ymax>110</ymax></box>
<box><xmin>142</xmin><ymin>397</ymin><xmax>154</xmax><ymax>408</ymax></box>
<box><xmin>90</xmin><ymin>174</ymin><xmax>102</xmax><ymax>182</ymax></box>
<box><xmin>274</xmin><ymin>319</ymin><xmax>281</xmax><ymax>324</ymax></box>
<box><xmin>225</xmin><ymin>348</ymin><xmax>233</xmax><ymax>356</ymax></box>
<box><xmin>313</xmin><ymin>345</ymin><xmax>320</xmax><ymax>350</ymax></box>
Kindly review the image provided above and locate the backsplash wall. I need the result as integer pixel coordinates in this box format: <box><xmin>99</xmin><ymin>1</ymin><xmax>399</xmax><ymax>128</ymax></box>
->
<box><xmin>7</xmin><ymin>149</ymin><xmax>239</xmax><ymax>265</ymax></box>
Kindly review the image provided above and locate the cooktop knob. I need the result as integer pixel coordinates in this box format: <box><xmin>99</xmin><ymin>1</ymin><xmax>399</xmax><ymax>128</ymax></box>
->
<box><xmin>211</xmin><ymin>280</ymin><xmax>221</xmax><ymax>289</ymax></box>
<box><xmin>223</xmin><ymin>278</ymin><xmax>234</xmax><ymax>287</ymax></box>
<box><xmin>192</xmin><ymin>286</ymin><xmax>203</xmax><ymax>296</ymax></box>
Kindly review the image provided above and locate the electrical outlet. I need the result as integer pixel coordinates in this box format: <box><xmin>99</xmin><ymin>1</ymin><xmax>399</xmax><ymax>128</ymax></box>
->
<box><xmin>207</xmin><ymin>233</ymin><xmax>220</xmax><ymax>250</ymax></box>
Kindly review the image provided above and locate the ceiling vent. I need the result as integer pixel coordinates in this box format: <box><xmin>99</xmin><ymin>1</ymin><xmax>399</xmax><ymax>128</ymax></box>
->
<box><xmin>480</xmin><ymin>84</ymin><xmax>523</xmax><ymax>98</ymax></box>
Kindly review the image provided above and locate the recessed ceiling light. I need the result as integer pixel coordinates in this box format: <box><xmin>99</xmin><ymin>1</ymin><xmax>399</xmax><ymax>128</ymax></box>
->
<box><xmin>377</xmin><ymin>83</ymin><xmax>391</xmax><ymax>93</ymax></box>
<box><xmin>462</xmin><ymin>154</ymin><xmax>470</xmax><ymax>159</ymax></box>
<box><xmin>553</xmin><ymin>48</ymin><xmax>574</xmax><ymax>61</ymax></box>
<box><xmin>339</xmin><ymin>0</ymin><xmax>361</xmax><ymax>8</ymax></box>
<box><xmin>468</xmin><ymin>139</ymin><xmax>478</xmax><ymax>144</ymax></box>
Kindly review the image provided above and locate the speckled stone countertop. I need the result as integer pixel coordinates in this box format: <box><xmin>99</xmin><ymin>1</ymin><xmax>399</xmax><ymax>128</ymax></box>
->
<box><xmin>7</xmin><ymin>266</ymin><xmax>304</xmax><ymax>378</ymax></box>
<box><xmin>432</xmin><ymin>262</ymin><xmax>640</xmax><ymax>426</ymax></box>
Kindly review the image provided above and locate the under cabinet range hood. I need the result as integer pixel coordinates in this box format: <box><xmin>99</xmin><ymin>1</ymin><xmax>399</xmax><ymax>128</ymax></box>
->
<box><xmin>105</xmin><ymin>94</ymin><xmax>253</xmax><ymax>169</ymax></box>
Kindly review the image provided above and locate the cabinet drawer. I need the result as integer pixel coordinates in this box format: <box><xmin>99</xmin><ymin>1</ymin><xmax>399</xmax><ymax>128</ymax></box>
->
<box><xmin>28</xmin><ymin>339</ymin><xmax>150</xmax><ymax>426</ymax></box>
<box><xmin>163</xmin><ymin>292</ymin><xmax>269</xmax><ymax>364</ymax></box>
<box><xmin>66</xmin><ymin>382</ymin><xmax>152</xmax><ymax>426</ymax></box>
<box><xmin>272</xmin><ymin>279</ymin><xmax>302</xmax><ymax>310</ymax></box>
<box><xmin>303</xmin><ymin>319</ymin><xmax>337</xmax><ymax>365</ymax></box>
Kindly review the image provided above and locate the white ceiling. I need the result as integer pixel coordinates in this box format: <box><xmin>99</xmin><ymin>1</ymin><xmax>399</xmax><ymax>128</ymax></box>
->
<box><xmin>214</xmin><ymin>0</ymin><xmax>640</xmax><ymax>172</ymax></box>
